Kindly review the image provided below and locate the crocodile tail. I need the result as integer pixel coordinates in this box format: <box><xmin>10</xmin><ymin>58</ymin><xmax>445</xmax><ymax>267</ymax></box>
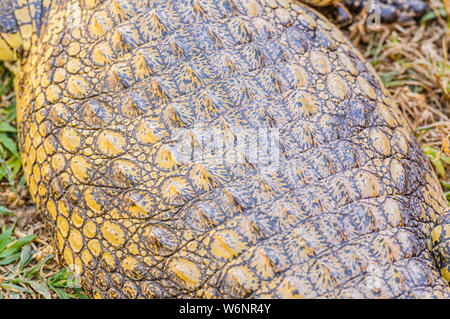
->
<box><xmin>432</xmin><ymin>207</ymin><xmax>450</xmax><ymax>284</ymax></box>
<box><xmin>0</xmin><ymin>0</ymin><xmax>49</xmax><ymax>61</ymax></box>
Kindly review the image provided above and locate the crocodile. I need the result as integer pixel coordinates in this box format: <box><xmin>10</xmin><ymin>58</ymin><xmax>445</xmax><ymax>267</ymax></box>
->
<box><xmin>0</xmin><ymin>0</ymin><xmax>449</xmax><ymax>299</ymax></box>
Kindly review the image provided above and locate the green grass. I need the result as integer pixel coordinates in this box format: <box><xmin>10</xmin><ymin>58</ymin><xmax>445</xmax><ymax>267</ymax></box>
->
<box><xmin>423</xmin><ymin>145</ymin><xmax>450</xmax><ymax>203</ymax></box>
<box><xmin>419</xmin><ymin>7</ymin><xmax>449</xmax><ymax>28</ymax></box>
<box><xmin>0</xmin><ymin>220</ymin><xmax>88</xmax><ymax>299</ymax></box>
<box><xmin>0</xmin><ymin>206</ymin><xmax>13</xmax><ymax>216</ymax></box>
<box><xmin>0</xmin><ymin>67</ymin><xmax>22</xmax><ymax>188</ymax></box>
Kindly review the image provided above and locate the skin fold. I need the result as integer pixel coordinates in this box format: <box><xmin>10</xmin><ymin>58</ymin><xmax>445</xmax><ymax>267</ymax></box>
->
<box><xmin>0</xmin><ymin>0</ymin><xmax>449</xmax><ymax>298</ymax></box>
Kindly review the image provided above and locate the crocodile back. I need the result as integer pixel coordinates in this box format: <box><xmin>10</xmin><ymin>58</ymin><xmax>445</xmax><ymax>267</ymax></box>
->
<box><xmin>16</xmin><ymin>0</ymin><xmax>450</xmax><ymax>298</ymax></box>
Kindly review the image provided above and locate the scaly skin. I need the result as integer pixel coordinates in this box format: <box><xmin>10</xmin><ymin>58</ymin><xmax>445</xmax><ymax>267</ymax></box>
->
<box><xmin>1</xmin><ymin>0</ymin><xmax>450</xmax><ymax>298</ymax></box>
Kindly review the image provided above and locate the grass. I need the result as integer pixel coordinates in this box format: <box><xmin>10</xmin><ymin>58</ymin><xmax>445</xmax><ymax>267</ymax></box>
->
<box><xmin>0</xmin><ymin>0</ymin><xmax>449</xmax><ymax>299</ymax></box>
<box><xmin>423</xmin><ymin>145</ymin><xmax>450</xmax><ymax>201</ymax></box>
<box><xmin>0</xmin><ymin>220</ymin><xmax>87</xmax><ymax>299</ymax></box>
<box><xmin>0</xmin><ymin>68</ymin><xmax>22</xmax><ymax>189</ymax></box>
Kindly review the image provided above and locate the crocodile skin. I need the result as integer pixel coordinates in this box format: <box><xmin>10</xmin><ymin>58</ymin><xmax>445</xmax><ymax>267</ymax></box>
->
<box><xmin>8</xmin><ymin>0</ymin><xmax>450</xmax><ymax>298</ymax></box>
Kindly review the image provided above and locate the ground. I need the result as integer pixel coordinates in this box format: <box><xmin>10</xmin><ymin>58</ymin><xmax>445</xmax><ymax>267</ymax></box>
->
<box><xmin>0</xmin><ymin>0</ymin><xmax>448</xmax><ymax>299</ymax></box>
